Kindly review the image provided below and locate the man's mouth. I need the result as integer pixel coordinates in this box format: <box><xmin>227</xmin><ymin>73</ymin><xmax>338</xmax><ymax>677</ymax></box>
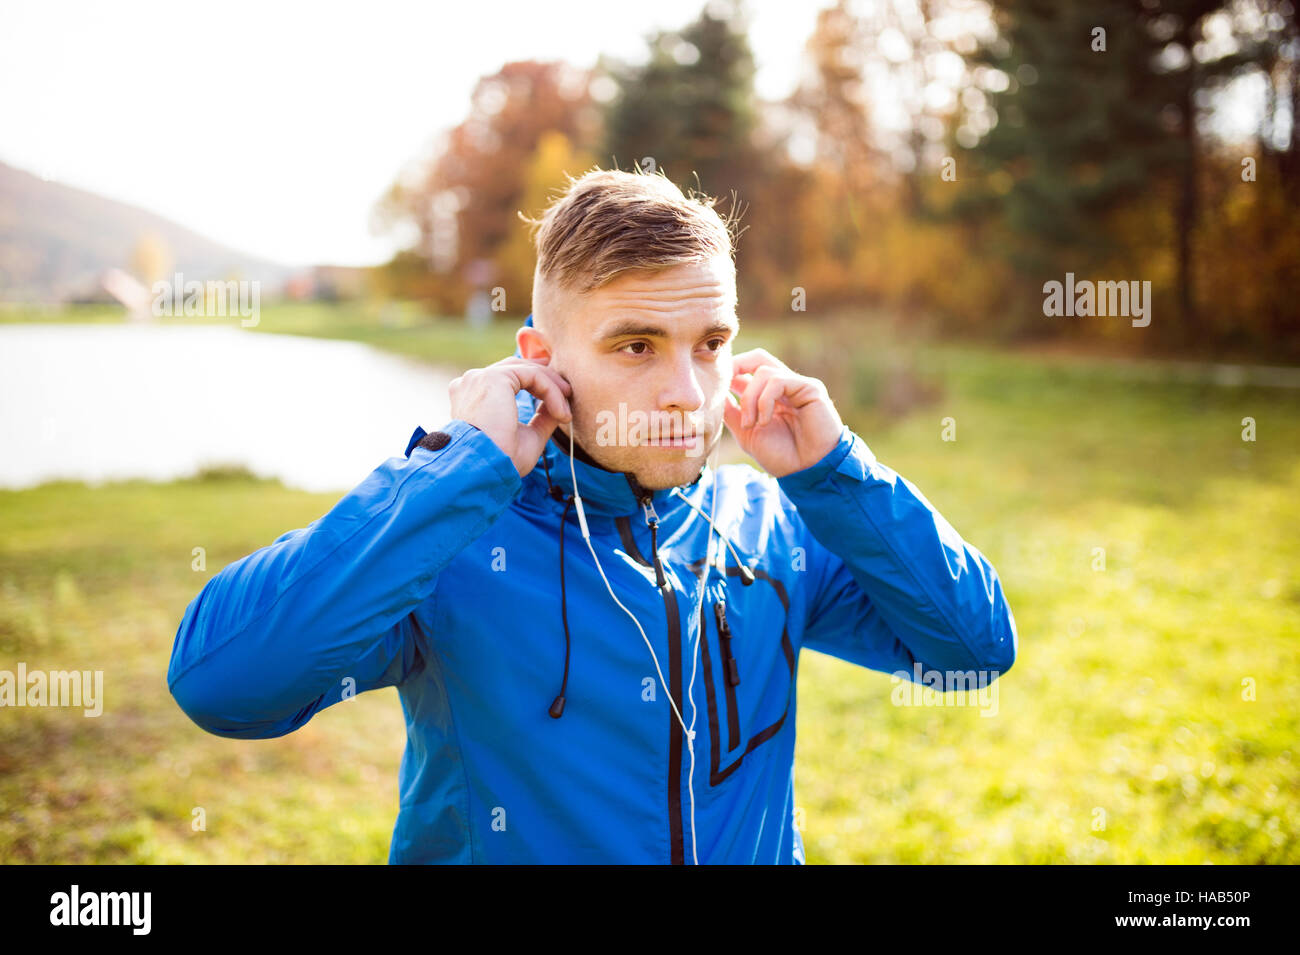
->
<box><xmin>642</xmin><ymin>431</ymin><xmax>708</xmax><ymax>458</ymax></box>
<box><xmin>645</xmin><ymin>434</ymin><xmax>695</xmax><ymax>445</ymax></box>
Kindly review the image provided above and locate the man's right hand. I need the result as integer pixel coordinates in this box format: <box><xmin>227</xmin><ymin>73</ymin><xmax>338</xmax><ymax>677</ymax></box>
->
<box><xmin>449</xmin><ymin>356</ymin><xmax>573</xmax><ymax>477</ymax></box>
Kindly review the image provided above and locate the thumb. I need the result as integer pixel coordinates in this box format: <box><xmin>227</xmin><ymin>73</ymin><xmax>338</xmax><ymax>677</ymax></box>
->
<box><xmin>519</xmin><ymin>404</ymin><xmax>558</xmax><ymax>464</ymax></box>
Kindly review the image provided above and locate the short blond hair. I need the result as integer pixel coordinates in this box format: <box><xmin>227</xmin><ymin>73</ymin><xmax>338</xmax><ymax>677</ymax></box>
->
<box><xmin>524</xmin><ymin>167</ymin><xmax>738</xmax><ymax>314</ymax></box>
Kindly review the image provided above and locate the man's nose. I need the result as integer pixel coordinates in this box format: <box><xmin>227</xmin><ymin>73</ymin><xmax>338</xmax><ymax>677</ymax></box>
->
<box><xmin>658</xmin><ymin>353</ymin><xmax>706</xmax><ymax>413</ymax></box>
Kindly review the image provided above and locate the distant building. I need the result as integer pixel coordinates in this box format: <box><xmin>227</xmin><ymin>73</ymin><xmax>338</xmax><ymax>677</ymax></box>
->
<box><xmin>284</xmin><ymin>265</ymin><xmax>372</xmax><ymax>301</ymax></box>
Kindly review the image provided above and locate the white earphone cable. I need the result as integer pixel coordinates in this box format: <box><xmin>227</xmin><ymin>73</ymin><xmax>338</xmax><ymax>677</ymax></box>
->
<box><xmin>565</xmin><ymin>423</ymin><xmax>716</xmax><ymax>865</ymax></box>
<box><xmin>681</xmin><ymin>441</ymin><xmax>720</xmax><ymax>867</ymax></box>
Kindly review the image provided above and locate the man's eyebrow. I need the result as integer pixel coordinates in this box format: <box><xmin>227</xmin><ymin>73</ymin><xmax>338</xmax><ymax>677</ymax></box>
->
<box><xmin>596</xmin><ymin>319</ymin><xmax>738</xmax><ymax>341</ymax></box>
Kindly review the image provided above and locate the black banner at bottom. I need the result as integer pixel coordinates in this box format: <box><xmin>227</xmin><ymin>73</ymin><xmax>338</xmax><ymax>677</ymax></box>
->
<box><xmin>0</xmin><ymin>863</ymin><xmax>1283</xmax><ymax>940</ymax></box>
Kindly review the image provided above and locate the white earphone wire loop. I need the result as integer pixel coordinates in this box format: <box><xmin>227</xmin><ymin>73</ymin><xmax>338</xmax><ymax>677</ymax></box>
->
<box><xmin>565</xmin><ymin>422</ymin><xmax>716</xmax><ymax>865</ymax></box>
<box><xmin>682</xmin><ymin>440</ymin><xmax>720</xmax><ymax>866</ymax></box>
<box><xmin>670</xmin><ymin>486</ymin><xmax>751</xmax><ymax>581</ymax></box>
<box><xmin>567</xmin><ymin>427</ymin><xmax>692</xmax><ymax>736</ymax></box>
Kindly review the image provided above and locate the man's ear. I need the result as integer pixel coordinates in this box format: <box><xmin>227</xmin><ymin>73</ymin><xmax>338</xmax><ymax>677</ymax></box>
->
<box><xmin>516</xmin><ymin>325</ymin><xmax>552</xmax><ymax>362</ymax></box>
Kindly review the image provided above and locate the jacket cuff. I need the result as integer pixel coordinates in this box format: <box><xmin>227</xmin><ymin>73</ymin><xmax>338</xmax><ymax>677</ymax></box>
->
<box><xmin>775</xmin><ymin>424</ymin><xmax>874</xmax><ymax>492</ymax></box>
<box><xmin>409</xmin><ymin>419</ymin><xmax>521</xmax><ymax>493</ymax></box>
<box><xmin>405</xmin><ymin>422</ymin><xmax>471</xmax><ymax>456</ymax></box>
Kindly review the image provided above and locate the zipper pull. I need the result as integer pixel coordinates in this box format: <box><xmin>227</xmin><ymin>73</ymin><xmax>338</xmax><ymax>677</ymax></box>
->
<box><xmin>713</xmin><ymin>600</ymin><xmax>730</xmax><ymax>636</ymax></box>
<box><xmin>714</xmin><ymin>601</ymin><xmax>740</xmax><ymax>688</ymax></box>
<box><xmin>642</xmin><ymin>496</ymin><xmax>666</xmax><ymax>589</ymax></box>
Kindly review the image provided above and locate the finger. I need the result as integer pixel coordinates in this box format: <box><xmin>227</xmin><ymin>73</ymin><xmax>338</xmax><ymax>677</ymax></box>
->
<box><xmin>722</xmin><ymin>387</ymin><xmax>745</xmax><ymax>434</ymax></box>
<box><xmin>739</xmin><ymin>365</ymin><xmax>777</xmax><ymax>429</ymax></box>
<box><xmin>728</xmin><ymin>369</ymin><xmax>753</xmax><ymax>403</ymax></box>
<box><xmin>497</xmin><ymin>356</ymin><xmax>573</xmax><ymax>397</ymax></box>
<box><xmin>755</xmin><ymin>374</ymin><xmax>789</xmax><ymax>427</ymax></box>
<box><xmin>538</xmin><ymin>362</ymin><xmax>573</xmax><ymax>396</ymax></box>
<box><xmin>732</xmin><ymin>348</ymin><xmax>788</xmax><ymax>377</ymax></box>
<box><xmin>511</xmin><ymin>363</ymin><xmax>572</xmax><ymax>422</ymax></box>
<box><xmin>525</xmin><ymin>402</ymin><xmax>559</xmax><ymax>442</ymax></box>
<box><xmin>510</xmin><ymin>403</ymin><xmax>558</xmax><ymax>474</ymax></box>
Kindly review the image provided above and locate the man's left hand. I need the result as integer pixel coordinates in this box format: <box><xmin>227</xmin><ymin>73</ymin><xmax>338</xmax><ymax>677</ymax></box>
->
<box><xmin>723</xmin><ymin>348</ymin><xmax>844</xmax><ymax>479</ymax></box>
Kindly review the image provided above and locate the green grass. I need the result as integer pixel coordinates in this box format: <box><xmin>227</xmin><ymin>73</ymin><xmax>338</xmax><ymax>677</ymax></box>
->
<box><xmin>0</xmin><ymin>475</ymin><xmax>402</xmax><ymax>863</ymax></box>
<box><xmin>1</xmin><ymin>304</ymin><xmax>1297</xmax><ymax>863</ymax></box>
<box><xmin>788</xmin><ymin>340</ymin><xmax>1300</xmax><ymax>864</ymax></box>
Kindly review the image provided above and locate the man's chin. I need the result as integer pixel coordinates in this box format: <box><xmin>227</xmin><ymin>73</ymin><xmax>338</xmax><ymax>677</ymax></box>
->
<box><xmin>627</xmin><ymin>454</ymin><xmax>711</xmax><ymax>491</ymax></box>
<box><xmin>580</xmin><ymin>429</ymin><xmax>719</xmax><ymax>489</ymax></box>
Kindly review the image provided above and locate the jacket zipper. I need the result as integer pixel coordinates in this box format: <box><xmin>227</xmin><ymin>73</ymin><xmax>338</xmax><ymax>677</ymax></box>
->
<box><xmin>713</xmin><ymin>600</ymin><xmax>742</xmax><ymax>752</ymax></box>
<box><xmin>625</xmin><ymin>497</ymin><xmax>686</xmax><ymax>866</ymax></box>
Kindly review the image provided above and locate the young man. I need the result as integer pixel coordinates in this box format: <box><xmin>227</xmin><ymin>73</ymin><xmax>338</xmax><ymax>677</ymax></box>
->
<box><xmin>169</xmin><ymin>168</ymin><xmax>1017</xmax><ymax>864</ymax></box>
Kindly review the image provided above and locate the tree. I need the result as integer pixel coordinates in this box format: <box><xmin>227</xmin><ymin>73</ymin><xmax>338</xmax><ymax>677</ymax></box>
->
<box><xmin>599</xmin><ymin>0</ymin><xmax>761</xmax><ymax>199</ymax></box>
<box><xmin>375</xmin><ymin>61</ymin><xmax>598</xmax><ymax>312</ymax></box>
<box><xmin>962</xmin><ymin>0</ymin><xmax>1289</xmax><ymax>347</ymax></box>
<box><xmin>496</xmin><ymin>130</ymin><xmax>599</xmax><ymax>315</ymax></box>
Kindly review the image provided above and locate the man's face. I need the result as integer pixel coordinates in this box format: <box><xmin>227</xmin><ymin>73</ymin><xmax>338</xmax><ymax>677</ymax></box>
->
<box><xmin>519</xmin><ymin>256</ymin><xmax>738</xmax><ymax>491</ymax></box>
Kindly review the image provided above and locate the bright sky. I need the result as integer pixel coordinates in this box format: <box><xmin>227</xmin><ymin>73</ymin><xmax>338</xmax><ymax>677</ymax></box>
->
<box><xmin>0</xmin><ymin>0</ymin><xmax>822</xmax><ymax>267</ymax></box>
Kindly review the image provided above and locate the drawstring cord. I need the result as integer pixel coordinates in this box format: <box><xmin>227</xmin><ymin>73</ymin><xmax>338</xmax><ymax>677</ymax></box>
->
<box><xmin>549</xmin><ymin>492</ymin><xmax>575</xmax><ymax>719</ymax></box>
<box><xmin>669</xmin><ymin>487</ymin><xmax>755</xmax><ymax>587</ymax></box>
<box><xmin>541</xmin><ymin>448</ymin><xmax>576</xmax><ymax>719</ymax></box>
<box><xmin>541</xmin><ymin>433</ymin><xmax>759</xmax><ymax>722</ymax></box>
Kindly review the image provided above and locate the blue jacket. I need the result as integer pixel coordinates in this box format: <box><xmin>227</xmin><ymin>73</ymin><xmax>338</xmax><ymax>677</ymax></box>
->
<box><xmin>168</xmin><ymin>315</ymin><xmax>1017</xmax><ymax>864</ymax></box>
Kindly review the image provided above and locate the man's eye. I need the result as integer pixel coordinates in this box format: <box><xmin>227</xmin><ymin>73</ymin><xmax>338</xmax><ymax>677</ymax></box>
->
<box><xmin>704</xmin><ymin>338</ymin><xmax>725</xmax><ymax>352</ymax></box>
<box><xmin>621</xmin><ymin>341</ymin><xmax>650</xmax><ymax>356</ymax></box>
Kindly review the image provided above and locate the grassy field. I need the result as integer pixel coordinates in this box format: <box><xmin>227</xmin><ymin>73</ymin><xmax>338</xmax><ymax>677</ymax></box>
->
<box><xmin>2</xmin><ymin>304</ymin><xmax>1297</xmax><ymax>863</ymax></box>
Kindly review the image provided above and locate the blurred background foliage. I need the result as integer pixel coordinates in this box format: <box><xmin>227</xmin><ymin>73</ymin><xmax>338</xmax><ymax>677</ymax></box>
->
<box><xmin>371</xmin><ymin>0</ymin><xmax>1299</xmax><ymax>358</ymax></box>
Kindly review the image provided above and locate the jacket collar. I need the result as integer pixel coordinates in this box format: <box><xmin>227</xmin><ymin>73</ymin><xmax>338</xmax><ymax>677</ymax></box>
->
<box><xmin>514</xmin><ymin>313</ymin><xmax>708</xmax><ymax>520</ymax></box>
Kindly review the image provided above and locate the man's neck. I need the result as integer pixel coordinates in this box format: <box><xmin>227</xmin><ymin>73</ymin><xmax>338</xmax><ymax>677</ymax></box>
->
<box><xmin>550</xmin><ymin>425</ymin><xmax>609</xmax><ymax>471</ymax></box>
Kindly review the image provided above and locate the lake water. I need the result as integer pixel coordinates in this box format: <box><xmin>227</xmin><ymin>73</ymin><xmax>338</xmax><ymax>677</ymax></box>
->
<box><xmin>0</xmin><ymin>324</ymin><xmax>455</xmax><ymax>492</ymax></box>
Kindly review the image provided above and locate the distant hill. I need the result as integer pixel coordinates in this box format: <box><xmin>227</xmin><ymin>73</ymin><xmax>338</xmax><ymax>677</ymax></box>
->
<box><xmin>0</xmin><ymin>160</ymin><xmax>295</xmax><ymax>302</ymax></box>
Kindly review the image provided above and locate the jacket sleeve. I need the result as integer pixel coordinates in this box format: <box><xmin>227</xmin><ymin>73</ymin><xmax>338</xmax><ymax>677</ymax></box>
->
<box><xmin>167</xmin><ymin>419</ymin><xmax>521</xmax><ymax>739</ymax></box>
<box><xmin>776</xmin><ymin>425</ymin><xmax>1017</xmax><ymax>687</ymax></box>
